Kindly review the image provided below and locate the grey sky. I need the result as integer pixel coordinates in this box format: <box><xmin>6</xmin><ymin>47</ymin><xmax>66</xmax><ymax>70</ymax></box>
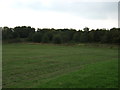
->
<box><xmin>0</xmin><ymin>0</ymin><xmax>119</xmax><ymax>30</ymax></box>
<box><xmin>13</xmin><ymin>1</ymin><xmax>117</xmax><ymax>19</ymax></box>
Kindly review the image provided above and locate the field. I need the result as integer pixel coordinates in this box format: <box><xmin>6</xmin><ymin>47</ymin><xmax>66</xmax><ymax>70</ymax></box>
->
<box><xmin>2</xmin><ymin>43</ymin><xmax>118</xmax><ymax>88</ymax></box>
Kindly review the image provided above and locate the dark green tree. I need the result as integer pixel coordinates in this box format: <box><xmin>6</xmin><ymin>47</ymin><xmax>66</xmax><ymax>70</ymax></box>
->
<box><xmin>52</xmin><ymin>34</ymin><xmax>62</xmax><ymax>44</ymax></box>
<box><xmin>72</xmin><ymin>32</ymin><xmax>80</xmax><ymax>42</ymax></box>
<box><xmin>2</xmin><ymin>27</ymin><xmax>13</xmax><ymax>40</ymax></box>
<box><xmin>42</xmin><ymin>34</ymin><xmax>49</xmax><ymax>43</ymax></box>
<box><xmin>32</xmin><ymin>33</ymin><xmax>42</xmax><ymax>43</ymax></box>
<box><xmin>13</xmin><ymin>26</ymin><xmax>35</xmax><ymax>38</ymax></box>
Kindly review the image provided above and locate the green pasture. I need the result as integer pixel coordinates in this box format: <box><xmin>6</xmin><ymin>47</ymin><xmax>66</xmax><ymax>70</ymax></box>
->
<box><xmin>2</xmin><ymin>43</ymin><xmax>118</xmax><ymax>88</ymax></box>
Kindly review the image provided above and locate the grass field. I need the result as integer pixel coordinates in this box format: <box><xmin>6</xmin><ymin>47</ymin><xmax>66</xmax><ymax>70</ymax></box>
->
<box><xmin>2</xmin><ymin>43</ymin><xmax>118</xmax><ymax>88</ymax></box>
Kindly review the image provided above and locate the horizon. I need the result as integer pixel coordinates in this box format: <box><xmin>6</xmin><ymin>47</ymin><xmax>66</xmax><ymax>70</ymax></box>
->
<box><xmin>0</xmin><ymin>25</ymin><xmax>118</xmax><ymax>31</ymax></box>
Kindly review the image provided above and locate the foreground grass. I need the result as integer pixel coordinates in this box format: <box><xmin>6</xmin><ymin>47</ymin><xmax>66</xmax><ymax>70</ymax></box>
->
<box><xmin>39</xmin><ymin>60</ymin><xmax>118</xmax><ymax>88</ymax></box>
<box><xmin>2</xmin><ymin>43</ymin><xmax>118</xmax><ymax>88</ymax></box>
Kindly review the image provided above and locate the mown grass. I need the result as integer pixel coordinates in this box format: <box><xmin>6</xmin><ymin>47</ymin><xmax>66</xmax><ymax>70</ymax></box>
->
<box><xmin>2</xmin><ymin>43</ymin><xmax>118</xmax><ymax>88</ymax></box>
<box><xmin>39</xmin><ymin>60</ymin><xmax>118</xmax><ymax>88</ymax></box>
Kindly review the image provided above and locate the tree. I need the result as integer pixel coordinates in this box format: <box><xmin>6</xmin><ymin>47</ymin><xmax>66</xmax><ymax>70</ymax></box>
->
<box><xmin>42</xmin><ymin>34</ymin><xmax>49</xmax><ymax>43</ymax></box>
<box><xmin>109</xmin><ymin>28</ymin><xmax>120</xmax><ymax>43</ymax></box>
<box><xmin>13</xmin><ymin>26</ymin><xmax>35</xmax><ymax>38</ymax></box>
<box><xmin>32</xmin><ymin>33</ymin><xmax>42</xmax><ymax>43</ymax></box>
<box><xmin>52</xmin><ymin>35</ymin><xmax>62</xmax><ymax>44</ymax></box>
<box><xmin>2</xmin><ymin>26</ymin><xmax>120</xmax><ymax>44</ymax></box>
<box><xmin>46</xmin><ymin>32</ymin><xmax>53</xmax><ymax>42</ymax></box>
<box><xmin>72</xmin><ymin>32</ymin><xmax>80</xmax><ymax>42</ymax></box>
<box><xmin>83</xmin><ymin>27</ymin><xmax>89</xmax><ymax>32</ymax></box>
<box><xmin>2</xmin><ymin>27</ymin><xmax>13</xmax><ymax>40</ymax></box>
<box><xmin>88</xmin><ymin>29</ymin><xmax>95</xmax><ymax>42</ymax></box>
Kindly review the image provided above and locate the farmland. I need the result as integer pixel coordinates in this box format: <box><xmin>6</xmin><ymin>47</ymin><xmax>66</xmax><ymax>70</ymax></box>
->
<box><xmin>2</xmin><ymin>43</ymin><xmax>118</xmax><ymax>88</ymax></box>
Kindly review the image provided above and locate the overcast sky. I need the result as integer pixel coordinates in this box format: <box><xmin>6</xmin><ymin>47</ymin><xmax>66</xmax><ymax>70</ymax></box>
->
<box><xmin>0</xmin><ymin>0</ymin><xmax>119</xmax><ymax>30</ymax></box>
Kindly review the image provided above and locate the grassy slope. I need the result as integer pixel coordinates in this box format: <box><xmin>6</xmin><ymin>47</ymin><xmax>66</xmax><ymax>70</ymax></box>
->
<box><xmin>2</xmin><ymin>43</ymin><xmax>118</xmax><ymax>88</ymax></box>
<box><xmin>39</xmin><ymin>60</ymin><xmax>118</xmax><ymax>88</ymax></box>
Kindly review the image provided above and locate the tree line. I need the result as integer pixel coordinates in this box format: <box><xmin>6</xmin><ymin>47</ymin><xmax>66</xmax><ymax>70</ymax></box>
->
<box><xmin>1</xmin><ymin>26</ymin><xmax>120</xmax><ymax>44</ymax></box>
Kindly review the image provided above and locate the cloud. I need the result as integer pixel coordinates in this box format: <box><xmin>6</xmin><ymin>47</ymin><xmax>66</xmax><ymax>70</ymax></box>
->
<box><xmin>10</xmin><ymin>0</ymin><xmax>118</xmax><ymax>20</ymax></box>
<box><xmin>0</xmin><ymin>0</ymin><xmax>118</xmax><ymax>29</ymax></box>
<box><xmin>50</xmin><ymin>2</ymin><xmax>118</xmax><ymax>20</ymax></box>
